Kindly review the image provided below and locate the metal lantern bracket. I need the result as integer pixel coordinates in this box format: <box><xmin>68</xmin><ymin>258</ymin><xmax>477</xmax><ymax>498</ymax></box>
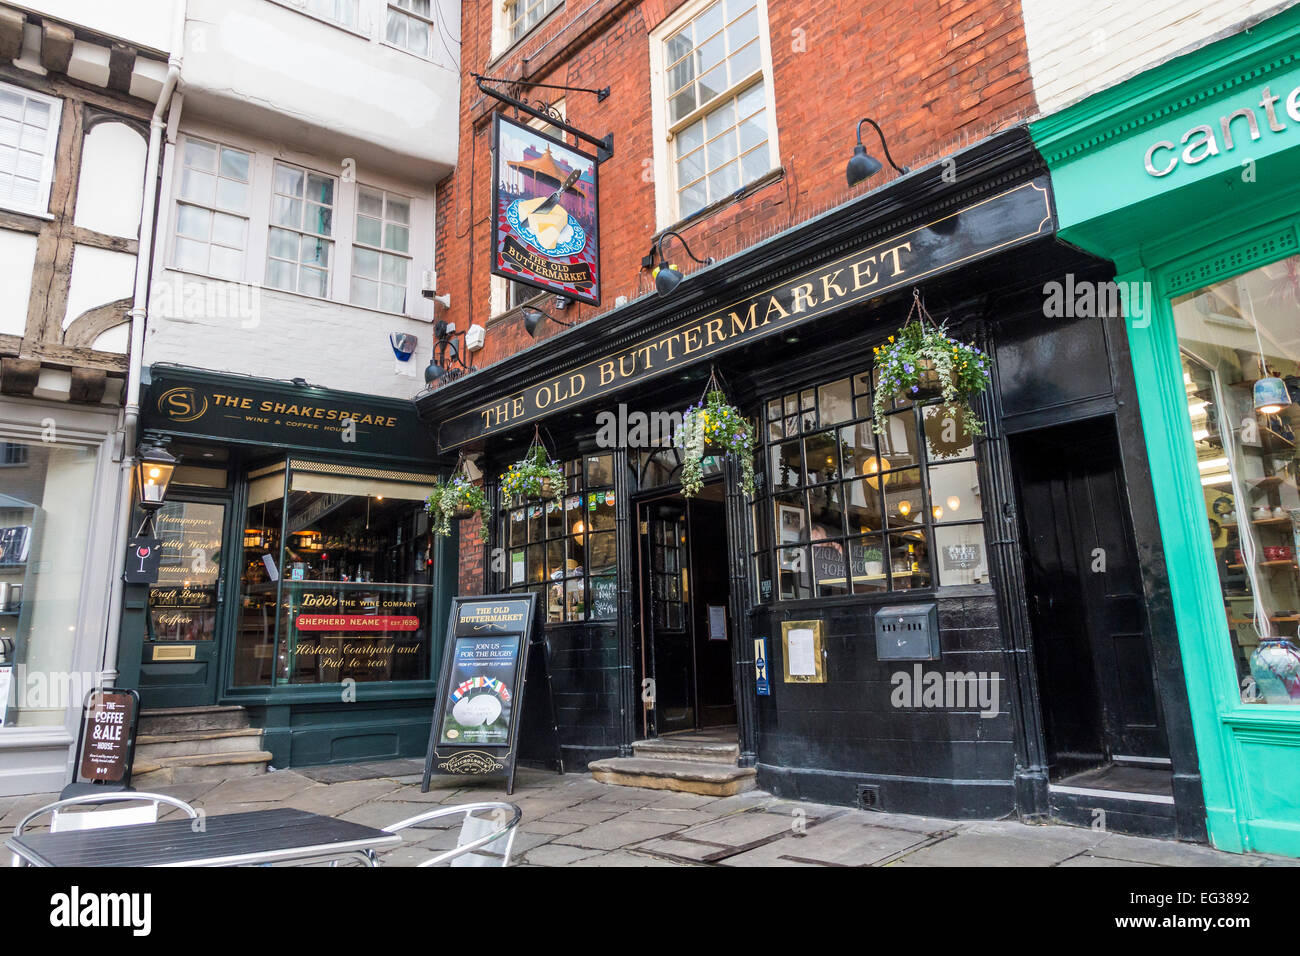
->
<box><xmin>474</xmin><ymin>73</ymin><xmax>614</xmax><ymax>163</ymax></box>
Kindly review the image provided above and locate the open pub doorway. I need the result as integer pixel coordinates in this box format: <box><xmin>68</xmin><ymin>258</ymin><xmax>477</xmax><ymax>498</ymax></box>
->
<box><xmin>636</xmin><ymin>482</ymin><xmax>736</xmax><ymax>740</ymax></box>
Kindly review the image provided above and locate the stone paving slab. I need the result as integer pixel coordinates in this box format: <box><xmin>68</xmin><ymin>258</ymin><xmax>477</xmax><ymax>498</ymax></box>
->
<box><xmin>1086</xmin><ymin>832</ymin><xmax>1263</xmax><ymax>867</ymax></box>
<box><xmin>570</xmin><ymin>849</ymin><xmax>693</xmax><ymax>866</ymax></box>
<box><xmin>275</xmin><ymin>779</ymin><xmax>402</xmax><ymax>817</ymax></box>
<box><xmin>896</xmin><ymin>823</ymin><xmax>1107</xmax><ymax>867</ymax></box>
<box><xmin>296</xmin><ymin>758</ymin><xmax>426</xmax><ymax>784</ymax></box>
<box><xmin>522</xmin><ymin>842</ymin><xmax>606</xmax><ymax>866</ymax></box>
<box><xmin>552</xmin><ymin>818</ymin><xmax>687</xmax><ymax>850</ymax></box>
<box><xmin>198</xmin><ymin>770</ymin><xmax>317</xmax><ymax>805</ymax></box>
<box><xmin>720</xmin><ymin>815</ymin><xmax>945</xmax><ymax>867</ymax></box>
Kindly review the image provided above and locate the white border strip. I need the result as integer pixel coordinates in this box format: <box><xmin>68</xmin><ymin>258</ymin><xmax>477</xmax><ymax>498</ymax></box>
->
<box><xmin>1049</xmin><ymin>784</ymin><xmax>1175</xmax><ymax>805</ymax></box>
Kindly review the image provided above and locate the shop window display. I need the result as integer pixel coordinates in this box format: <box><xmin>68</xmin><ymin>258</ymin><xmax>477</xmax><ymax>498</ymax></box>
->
<box><xmin>753</xmin><ymin>364</ymin><xmax>987</xmax><ymax>602</ymax></box>
<box><xmin>0</xmin><ymin>437</ymin><xmax>98</xmax><ymax>727</ymax></box>
<box><xmin>233</xmin><ymin>458</ymin><xmax>438</xmax><ymax>687</ymax></box>
<box><xmin>502</xmin><ymin>452</ymin><xmax>617</xmax><ymax>623</ymax></box>
<box><xmin>1173</xmin><ymin>256</ymin><xmax>1300</xmax><ymax>703</ymax></box>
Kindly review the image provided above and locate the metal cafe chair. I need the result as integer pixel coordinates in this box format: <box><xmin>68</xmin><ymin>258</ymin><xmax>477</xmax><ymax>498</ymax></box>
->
<box><xmin>12</xmin><ymin>792</ymin><xmax>199</xmax><ymax>866</ymax></box>
<box><xmin>370</xmin><ymin>801</ymin><xmax>523</xmax><ymax>867</ymax></box>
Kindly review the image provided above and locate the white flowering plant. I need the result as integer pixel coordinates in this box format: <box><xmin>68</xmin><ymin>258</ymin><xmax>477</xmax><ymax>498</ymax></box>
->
<box><xmin>872</xmin><ymin>318</ymin><xmax>990</xmax><ymax>435</ymax></box>
<box><xmin>426</xmin><ymin>475</ymin><xmax>489</xmax><ymax>540</ymax></box>
<box><xmin>676</xmin><ymin>388</ymin><xmax>756</xmax><ymax>498</ymax></box>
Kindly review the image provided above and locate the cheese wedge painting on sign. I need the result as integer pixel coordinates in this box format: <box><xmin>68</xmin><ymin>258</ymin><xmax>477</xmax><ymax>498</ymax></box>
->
<box><xmin>491</xmin><ymin>112</ymin><xmax>600</xmax><ymax>306</ymax></box>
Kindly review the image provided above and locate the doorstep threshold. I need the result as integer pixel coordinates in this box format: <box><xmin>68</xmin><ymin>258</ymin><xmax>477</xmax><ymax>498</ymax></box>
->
<box><xmin>1047</xmin><ymin>783</ymin><xmax>1175</xmax><ymax>805</ymax></box>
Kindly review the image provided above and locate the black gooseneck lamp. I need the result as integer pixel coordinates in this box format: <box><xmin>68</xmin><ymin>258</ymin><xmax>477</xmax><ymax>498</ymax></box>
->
<box><xmin>651</xmin><ymin>230</ymin><xmax>714</xmax><ymax>297</ymax></box>
<box><xmin>522</xmin><ymin>304</ymin><xmax>576</xmax><ymax>339</ymax></box>
<box><xmin>846</xmin><ymin>118</ymin><xmax>908</xmax><ymax>187</ymax></box>
<box><xmin>424</xmin><ymin>320</ymin><xmax>471</xmax><ymax>385</ymax></box>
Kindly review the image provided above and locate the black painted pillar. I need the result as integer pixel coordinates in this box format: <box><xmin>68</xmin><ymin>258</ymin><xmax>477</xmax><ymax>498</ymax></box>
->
<box><xmin>980</xmin><ymin>326</ymin><xmax>1050</xmax><ymax>820</ymax></box>
<box><xmin>724</xmin><ymin>456</ymin><xmax>759</xmax><ymax>768</ymax></box>
<box><xmin>613</xmin><ymin>447</ymin><xmax>638</xmax><ymax>755</ymax></box>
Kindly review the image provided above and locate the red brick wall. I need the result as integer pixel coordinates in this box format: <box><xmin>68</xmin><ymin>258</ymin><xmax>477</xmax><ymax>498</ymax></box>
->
<box><xmin>438</xmin><ymin>0</ymin><xmax>1039</xmax><ymax>591</ymax></box>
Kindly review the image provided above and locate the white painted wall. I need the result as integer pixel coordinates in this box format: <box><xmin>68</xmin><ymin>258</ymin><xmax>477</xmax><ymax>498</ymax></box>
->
<box><xmin>0</xmin><ymin>229</ymin><xmax>36</xmax><ymax>336</ymax></box>
<box><xmin>1023</xmin><ymin>0</ymin><xmax>1288</xmax><ymax>114</ymax></box>
<box><xmin>144</xmin><ymin>118</ymin><xmax>441</xmax><ymax>399</ymax></box>
<box><xmin>12</xmin><ymin>0</ymin><xmax>177</xmax><ymax>54</ymax></box>
<box><xmin>181</xmin><ymin>0</ymin><xmax>460</xmax><ymax>182</ymax></box>
<box><xmin>63</xmin><ymin>244</ymin><xmax>136</xmax><ymax>333</ymax></box>
<box><xmin>74</xmin><ymin>122</ymin><xmax>147</xmax><ymax>239</ymax></box>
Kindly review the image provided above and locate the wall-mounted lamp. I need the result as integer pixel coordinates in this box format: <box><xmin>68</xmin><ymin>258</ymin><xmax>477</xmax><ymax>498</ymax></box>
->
<box><xmin>649</xmin><ymin>230</ymin><xmax>714</xmax><ymax>297</ymax></box>
<box><xmin>425</xmin><ymin>320</ymin><xmax>472</xmax><ymax>385</ymax></box>
<box><xmin>846</xmin><ymin>118</ymin><xmax>908</xmax><ymax>187</ymax></box>
<box><xmin>522</xmin><ymin>305</ymin><xmax>576</xmax><ymax>339</ymax></box>
<box><xmin>134</xmin><ymin>443</ymin><xmax>177</xmax><ymax>535</ymax></box>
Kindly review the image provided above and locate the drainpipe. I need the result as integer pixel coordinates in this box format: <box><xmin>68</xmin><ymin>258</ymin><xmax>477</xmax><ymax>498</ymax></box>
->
<box><xmin>99</xmin><ymin>0</ymin><xmax>186</xmax><ymax>686</ymax></box>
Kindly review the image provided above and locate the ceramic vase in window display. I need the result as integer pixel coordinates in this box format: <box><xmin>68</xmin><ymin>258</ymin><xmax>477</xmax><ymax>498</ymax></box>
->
<box><xmin>1249</xmin><ymin>636</ymin><xmax>1300</xmax><ymax>703</ymax></box>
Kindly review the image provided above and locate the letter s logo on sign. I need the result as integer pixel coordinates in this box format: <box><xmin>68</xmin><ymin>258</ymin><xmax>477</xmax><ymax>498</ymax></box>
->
<box><xmin>158</xmin><ymin>387</ymin><xmax>208</xmax><ymax>422</ymax></box>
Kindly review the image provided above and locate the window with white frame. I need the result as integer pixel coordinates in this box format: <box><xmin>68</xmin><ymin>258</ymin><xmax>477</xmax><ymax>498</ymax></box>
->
<box><xmin>266</xmin><ymin>161</ymin><xmax>336</xmax><ymax>298</ymax></box>
<box><xmin>304</xmin><ymin>0</ymin><xmax>359</xmax><ymax>28</ymax></box>
<box><xmin>654</xmin><ymin>0</ymin><xmax>775</xmax><ymax>223</ymax></box>
<box><xmin>386</xmin><ymin>0</ymin><xmax>436</xmax><ymax>58</ymax></box>
<box><xmin>277</xmin><ymin>0</ymin><xmax>359</xmax><ymax>28</ymax></box>
<box><xmin>506</xmin><ymin>0</ymin><xmax>562</xmax><ymax>45</ymax></box>
<box><xmin>0</xmin><ymin>82</ymin><xmax>62</xmax><ymax>216</ymax></box>
<box><xmin>173</xmin><ymin>138</ymin><xmax>251</xmax><ymax>281</ymax></box>
<box><xmin>350</xmin><ymin>185</ymin><xmax>411</xmax><ymax>313</ymax></box>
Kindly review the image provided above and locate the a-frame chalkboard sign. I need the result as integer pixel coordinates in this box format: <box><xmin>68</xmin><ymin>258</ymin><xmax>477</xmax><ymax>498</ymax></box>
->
<box><xmin>421</xmin><ymin>594</ymin><xmax>563</xmax><ymax>795</ymax></box>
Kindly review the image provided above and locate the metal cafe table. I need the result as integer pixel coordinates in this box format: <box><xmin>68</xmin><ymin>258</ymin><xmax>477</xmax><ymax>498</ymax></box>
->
<box><xmin>7</xmin><ymin>807</ymin><xmax>402</xmax><ymax>867</ymax></box>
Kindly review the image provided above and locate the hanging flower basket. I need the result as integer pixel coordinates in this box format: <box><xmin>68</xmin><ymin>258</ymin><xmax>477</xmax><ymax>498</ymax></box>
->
<box><xmin>676</xmin><ymin>374</ymin><xmax>756</xmax><ymax>499</ymax></box>
<box><xmin>426</xmin><ymin>471</ymin><xmax>489</xmax><ymax>540</ymax></box>
<box><xmin>872</xmin><ymin>289</ymin><xmax>991</xmax><ymax>435</ymax></box>
<box><xmin>501</xmin><ymin>434</ymin><xmax>564</xmax><ymax>506</ymax></box>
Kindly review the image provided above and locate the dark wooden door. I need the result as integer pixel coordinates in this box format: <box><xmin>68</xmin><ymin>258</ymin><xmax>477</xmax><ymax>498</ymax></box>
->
<box><xmin>686</xmin><ymin>497</ymin><xmax>736</xmax><ymax>728</ymax></box>
<box><xmin>641</xmin><ymin>500</ymin><xmax>695</xmax><ymax>734</ymax></box>
<box><xmin>1012</xmin><ymin>418</ymin><xmax>1168</xmax><ymax>777</ymax></box>
<box><xmin>638</xmin><ymin>491</ymin><xmax>736</xmax><ymax>736</ymax></box>
<box><xmin>137</xmin><ymin>496</ymin><xmax>232</xmax><ymax>708</ymax></box>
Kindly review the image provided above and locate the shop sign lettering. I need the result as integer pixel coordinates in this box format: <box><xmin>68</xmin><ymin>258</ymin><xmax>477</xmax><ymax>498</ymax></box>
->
<box><xmin>439</xmin><ymin>178</ymin><xmax>1054</xmax><ymax>450</ymax></box>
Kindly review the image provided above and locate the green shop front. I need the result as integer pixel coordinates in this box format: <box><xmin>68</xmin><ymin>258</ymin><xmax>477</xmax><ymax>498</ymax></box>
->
<box><xmin>116</xmin><ymin>365</ymin><xmax>455</xmax><ymax>767</ymax></box>
<box><xmin>1033</xmin><ymin>4</ymin><xmax>1300</xmax><ymax>855</ymax></box>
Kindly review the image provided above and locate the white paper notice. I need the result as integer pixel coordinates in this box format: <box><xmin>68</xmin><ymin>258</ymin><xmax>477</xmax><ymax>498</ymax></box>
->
<box><xmin>708</xmin><ymin>605</ymin><xmax>727</xmax><ymax>641</ymax></box>
<box><xmin>787</xmin><ymin>628</ymin><xmax>817</xmax><ymax>676</ymax></box>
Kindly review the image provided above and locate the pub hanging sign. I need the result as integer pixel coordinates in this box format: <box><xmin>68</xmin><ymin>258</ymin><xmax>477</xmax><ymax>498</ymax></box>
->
<box><xmin>491</xmin><ymin>112</ymin><xmax>600</xmax><ymax>306</ymax></box>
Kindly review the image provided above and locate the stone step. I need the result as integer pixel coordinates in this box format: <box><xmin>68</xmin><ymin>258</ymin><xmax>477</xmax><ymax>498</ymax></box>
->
<box><xmin>630</xmin><ymin>738</ymin><xmax>740</xmax><ymax>764</ymax></box>
<box><xmin>134</xmin><ymin>727</ymin><xmax>265</xmax><ymax>761</ymax></box>
<box><xmin>589</xmin><ymin>757</ymin><xmax>756</xmax><ymax>797</ymax></box>
<box><xmin>139</xmin><ymin>706</ymin><xmax>250</xmax><ymax>735</ymax></box>
<box><xmin>131</xmin><ymin>750</ymin><xmax>272</xmax><ymax>788</ymax></box>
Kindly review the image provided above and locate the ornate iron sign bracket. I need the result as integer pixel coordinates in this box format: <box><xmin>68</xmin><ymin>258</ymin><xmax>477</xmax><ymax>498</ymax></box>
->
<box><xmin>473</xmin><ymin>73</ymin><xmax>614</xmax><ymax>163</ymax></box>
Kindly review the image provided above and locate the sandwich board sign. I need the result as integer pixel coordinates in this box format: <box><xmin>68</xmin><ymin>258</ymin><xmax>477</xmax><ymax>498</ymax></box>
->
<box><xmin>421</xmin><ymin>594</ymin><xmax>562</xmax><ymax>795</ymax></box>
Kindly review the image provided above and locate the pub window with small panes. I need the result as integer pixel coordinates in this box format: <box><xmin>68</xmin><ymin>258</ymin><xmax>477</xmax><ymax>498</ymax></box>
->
<box><xmin>752</xmin><ymin>367</ymin><xmax>989</xmax><ymax>603</ymax></box>
<box><xmin>501</xmin><ymin>453</ymin><xmax>618</xmax><ymax>623</ymax></box>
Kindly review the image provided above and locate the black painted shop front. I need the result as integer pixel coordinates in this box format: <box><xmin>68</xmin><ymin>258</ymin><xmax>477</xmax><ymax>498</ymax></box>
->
<box><xmin>422</xmin><ymin>128</ymin><xmax>1207</xmax><ymax>839</ymax></box>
